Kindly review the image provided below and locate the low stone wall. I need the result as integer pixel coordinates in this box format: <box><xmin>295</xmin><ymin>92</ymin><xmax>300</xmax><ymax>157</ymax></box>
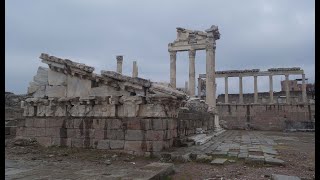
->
<box><xmin>217</xmin><ymin>104</ymin><xmax>315</xmax><ymax>131</ymax></box>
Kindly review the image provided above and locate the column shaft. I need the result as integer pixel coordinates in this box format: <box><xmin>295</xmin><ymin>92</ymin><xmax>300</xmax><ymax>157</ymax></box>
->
<box><xmin>285</xmin><ymin>74</ymin><xmax>290</xmax><ymax>104</ymax></box>
<box><xmin>254</xmin><ymin>76</ymin><xmax>258</xmax><ymax>103</ymax></box>
<box><xmin>224</xmin><ymin>76</ymin><xmax>228</xmax><ymax>103</ymax></box>
<box><xmin>116</xmin><ymin>56</ymin><xmax>123</xmax><ymax>74</ymax></box>
<box><xmin>205</xmin><ymin>45</ymin><xmax>216</xmax><ymax>108</ymax></box>
<box><xmin>302</xmin><ymin>74</ymin><xmax>307</xmax><ymax>103</ymax></box>
<box><xmin>188</xmin><ymin>50</ymin><xmax>196</xmax><ymax>96</ymax></box>
<box><xmin>239</xmin><ymin>76</ymin><xmax>243</xmax><ymax>104</ymax></box>
<box><xmin>198</xmin><ymin>78</ymin><xmax>201</xmax><ymax>98</ymax></box>
<box><xmin>169</xmin><ymin>51</ymin><xmax>177</xmax><ymax>88</ymax></box>
<box><xmin>269</xmin><ymin>75</ymin><xmax>273</xmax><ymax>103</ymax></box>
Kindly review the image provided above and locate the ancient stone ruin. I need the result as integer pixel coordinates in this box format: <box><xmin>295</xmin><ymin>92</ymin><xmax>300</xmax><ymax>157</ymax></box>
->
<box><xmin>17</xmin><ymin>49</ymin><xmax>222</xmax><ymax>155</ymax></box>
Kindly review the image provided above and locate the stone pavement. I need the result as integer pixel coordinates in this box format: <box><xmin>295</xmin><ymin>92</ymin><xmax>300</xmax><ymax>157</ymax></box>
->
<box><xmin>5</xmin><ymin>159</ymin><xmax>174</xmax><ymax>180</ymax></box>
<box><xmin>160</xmin><ymin>130</ymin><xmax>284</xmax><ymax>165</ymax></box>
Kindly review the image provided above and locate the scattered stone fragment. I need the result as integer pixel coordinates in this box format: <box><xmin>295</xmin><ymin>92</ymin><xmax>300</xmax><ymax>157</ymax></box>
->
<box><xmin>211</xmin><ymin>158</ymin><xmax>227</xmax><ymax>165</ymax></box>
<box><xmin>196</xmin><ymin>154</ymin><xmax>213</xmax><ymax>162</ymax></box>
<box><xmin>271</xmin><ymin>174</ymin><xmax>301</xmax><ymax>180</ymax></box>
<box><xmin>265</xmin><ymin>157</ymin><xmax>285</xmax><ymax>166</ymax></box>
<box><xmin>228</xmin><ymin>159</ymin><xmax>236</xmax><ymax>163</ymax></box>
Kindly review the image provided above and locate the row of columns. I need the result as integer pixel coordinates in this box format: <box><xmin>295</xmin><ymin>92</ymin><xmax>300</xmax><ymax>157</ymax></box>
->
<box><xmin>219</xmin><ymin>74</ymin><xmax>307</xmax><ymax>104</ymax></box>
<box><xmin>116</xmin><ymin>55</ymin><xmax>139</xmax><ymax>78</ymax></box>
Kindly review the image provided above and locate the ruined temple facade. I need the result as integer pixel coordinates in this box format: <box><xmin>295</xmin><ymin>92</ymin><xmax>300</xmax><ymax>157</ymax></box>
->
<box><xmin>17</xmin><ymin>53</ymin><xmax>221</xmax><ymax>155</ymax></box>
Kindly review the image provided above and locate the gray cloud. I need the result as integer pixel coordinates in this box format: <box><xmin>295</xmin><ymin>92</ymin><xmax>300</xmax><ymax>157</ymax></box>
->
<box><xmin>5</xmin><ymin>0</ymin><xmax>314</xmax><ymax>95</ymax></box>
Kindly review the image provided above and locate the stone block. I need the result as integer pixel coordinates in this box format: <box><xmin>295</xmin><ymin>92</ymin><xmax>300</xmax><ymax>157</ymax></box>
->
<box><xmin>107</xmin><ymin>130</ymin><xmax>125</xmax><ymax>140</ymax></box>
<box><xmin>167</xmin><ymin>119</ymin><xmax>177</xmax><ymax>129</ymax></box>
<box><xmin>33</xmin><ymin>66</ymin><xmax>48</xmax><ymax>85</ymax></box>
<box><xmin>72</xmin><ymin>138</ymin><xmax>84</xmax><ymax>148</ymax></box>
<box><xmin>45</xmin><ymin>85</ymin><xmax>66</xmax><ymax>97</ymax></box>
<box><xmin>35</xmin><ymin>137</ymin><xmax>52</xmax><ymax>147</ymax></box>
<box><xmin>33</xmin><ymin>118</ymin><xmax>46</xmax><ymax>128</ymax></box>
<box><xmin>46</xmin><ymin>118</ymin><xmax>65</xmax><ymax>128</ymax></box>
<box><xmin>48</xmin><ymin>69</ymin><xmax>67</xmax><ymax>86</ymax></box>
<box><xmin>146</xmin><ymin>130</ymin><xmax>165</xmax><ymax>141</ymax></box>
<box><xmin>124</xmin><ymin>141</ymin><xmax>146</xmax><ymax>152</ymax></box>
<box><xmin>101</xmin><ymin>105</ymin><xmax>116</xmax><ymax>117</ymax></box>
<box><xmin>33</xmin><ymin>85</ymin><xmax>46</xmax><ymax>98</ymax></box>
<box><xmin>65</xmin><ymin>119</ymin><xmax>74</xmax><ymax>128</ymax></box>
<box><xmin>152</xmin><ymin>119</ymin><xmax>167</xmax><ymax>130</ymax></box>
<box><xmin>73</xmin><ymin>119</ymin><xmax>83</xmax><ymax>128</ymax></box>
<box><xmin>45</xmin><ymin>105</ymin><xmax>55</xmax><ymax>116</ymax></box>
<box><xmin>121</xmin><ymin>104</ymin><xmax>139</xmax><ymax>117</ymax></box>
<box><xmin>271</xmin><ymin>174</ymin><xmax>300</xmax><ymax>180</ymax></box>
<box><xmin>46</xmin><ymin>128</ymin><xmax>67</xmax><ymax>138</ymax></box>
<box><xmin>94</xmin><ymin>129</ymin><xmax>107</xmax><ymax>139</ymax></box>
<box><xmin>211</xmin><ymin>158</ymin><xmax>227</xmax><ymax>165</ymax></box>
<box><xmin>125</xmin><ymin>130</ymin><xmax>144</xmax><ymax>140</ymax></box>
<box><xmin>147</xmin><ymin>141</ymin><xmax>165</xmax><ymax>152</ymax></box>
<box><xmin>36</xmin><ymin>105</ymin><xmax>46</xmax><ymax>116</ymax></box>
<box><xmin>139</xmin><ymin>104</ymin><xmax>167</xmax><ymax>117</ymax></box>
<box><xmin>97</xmin><ymin>140</ymin><xmax>110</xmax><ymax>150</ymax></box>
<box><xmin>106</xmin><ymin>119</ymin><xmax>123</xmax><ymax>129</ymax></box>
<box><xmin>35</xmin><ymin>128</ymin><xmax>46</xmax><ymax>137</ymax></box>
<box><xmin>126</xmin><ymin>118</ymin><xmax>142</xmax><ymax>130</ymax></box>
<box><xmin>55</xmin><ymin>105</ymin><xmax>67</xmax><ymax>116</ymax></box>
<box><xmin>25</xmin><ymin>118</ymin><xmax>34</xmax><ymax>127</ymax></box>
<box><xmin>92</xmin><ymin>119</ymin><xmax>106</xmax><ymax>129</ymax></box>
<box><xmin>109</xmin><ymin>140</ymin><xmax>125</xmax><ymax>149</ymax></box>
<box><xmin>66</xmin><ymin>75</ymin><xmax>91</xmax><ymax>98</ymax></box>
<box><xmin>66</xmin><ymin>129</ymin><xmax>76</xmax><ymax>138</ymax></box>
<box><xmin>75</xmin><ymin>129</ymin><xmax>95</xmax><ymax>138</ymax></box>
<box><xmin>89</xmin><ymin>85</ymin><xmax>129</xmax><ymax>96</ymax></box>
<box><xmin>28</xmin><ymin>81</ymin><xmax>40</xmax><ymax>94</ymax></box>
<box><xmin>141</xmin><ymin>119</ymin><xmax>152</xmax><ymax>130</ymax></box>
<box><xmin>26</xmin><ymin>127</ymin><xmax>36</xmax><ymax>137</ymax></box>
<box><xmin>15</xmin><ymin>127</ymin><xmax>26</xmax><ymax>137</ymax></box>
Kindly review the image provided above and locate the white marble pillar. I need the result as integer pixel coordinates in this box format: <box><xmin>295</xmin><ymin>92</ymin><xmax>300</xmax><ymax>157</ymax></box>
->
<box><xmin>188</xmin><ymin>50</ymin><xmax>196</xmax><ymax>97</ymax></box>
<box><xmin>169</xmin><ymin>51</ymin><xmax>177</xmax><ymax>88</ymax></box>
<box><xmin>116</xmin><ymin>56</ymin><xmax>123</xmax><ymax>74</ymax></box>
<box><xmin>239</xmin><ymin>76</ymin><xmax>243</xmax><ymax>104</ymax></box>
<box><xmin>302</xmin><ymin>73</ymin><xmax>307</xmax><ymax>103</ymax></box>
<box><xmin>132</xmin><ymin>61</ymin><xmax>138</xmax><ymax>78</ymax></box>
<box><xmin>269</xmin><ymin>75</ymin><xmax>273</xmax><ymax>103</ymax></box>
<box><xmin>198</xmin><ymin>78</ymin><xmax>201</xmax><ymax>98</ymax></box>
<box><xmin>285</xmin><ymin>74</ymin><xmax>290</xmax><ymax>104</ymax></box>
<box><xmin>254</xmin><ymin>76</ymin><xmax>258</xmax><ymax>104</ymax></box>
<box><xmin>224</xmin><ymin>76</ymin><xmax>228</xmax><ymax>103</ymax></box>
<box><xmin>205</xmin><ymin>44</ymin><xmax>216</xmax><ymax>108</ymax></box>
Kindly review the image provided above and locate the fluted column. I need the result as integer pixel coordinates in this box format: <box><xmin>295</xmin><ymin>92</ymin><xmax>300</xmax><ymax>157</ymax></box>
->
<box><xmin>205</xmin><ymin>44</ymin><xmax>216</xmax><ymax>108</ymax></box>
<box><xmin>188</xmin><ymin>49</ymin><xmax>196</xmax><ymax>96</ymax></box>
<box><xmin>254</xmin><ymin>76</ymin><xmax>258</xmax><ymax>103</ymax></box>
<box><xmin>285</xmin><ymin>74</ymin><xmax>290</xmax><ymax>104</ymax></box>
<box><xmin>224</xmin><ymin>76</ymin><xmax>228</xmax><ymax>103</ymax></box>
<box><xmin>116</xmin><ymin>56</ymin><xmax>123</xmax><ymax>74</ymax></box>
<box><xmin>302</xmin><ymin>73</ymin><xmax>307</xmax><ymax>103</ymax></box>
<box><xmin>169</xmin><ymin>51</ymin><xmax>177</xmax><ymax>88</ymax></box>
<box><xmin>269</xmin><ymin>75</ymin><xmax>273</xmax><ymax>103</ymax></box>
<box><xmin>239</xmin><ymin>76</ymin><xmax>243</xmax><ymax>104</ymax></box>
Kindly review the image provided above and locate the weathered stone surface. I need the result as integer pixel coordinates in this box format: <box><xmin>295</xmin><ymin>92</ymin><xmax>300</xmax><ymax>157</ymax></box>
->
<box><xmin>96</xmin><ymin>140</ymin><xmax>110</xmax><ymax>149</ymax></box>
<box><xmin>211</xmin><ymin>158</ymin><xmax>227</xmax><ymax>165</ymax></box>
<box><xmin>66</xmin><ymin>75</ymin><xmax>91</xmax><ymax>98</ymax></box>
<box><xmin>89</xmin><ymin>86</ymin><xmax>129</xmax><ymax>97</ymax></box>
<box><xmin>28</xmin><ymin>82</ymin><xmax>40</xmax><ymax>94</ymax></box>
<box><xmin>146</xmin><ymin>130</ymin><xmax>165</xmax><ymax>141</ymax></box>
<box><xmin>107</xmin><ymin>130</ymin><xmax>125</xmax><ymax>140</ymax></box>
<box><xmin>124</xmin><ymin>141</ymin><xmax>145</xmax><ymax>152</ymax></box>
<box><xmin>109</xmin><ymin>140</ymin><xmax>125</xmax><ymax>149</ymax></box>
<box><xmin>125</xmin><ymin>130</ymin><xmax>144</xmax><ymax>141</ymax></box>
<box><xmin>271</xmin><ymin>174</ymin><xmax>301</xmax><ymax>180</ymax></box>
<box><xmin>196</xmin><ymin>154</ymin><xmax>213</xmax><ymax>162</ymax></box>
<box><xmin>48</xmin><ymin>69</ymin><xmax>67</xmax><ymax>86</ymax></box>
<box><xmin>45</xmin><ymin>86</ymin><xmax>66</xmax><ymax>97</ymax></box>
<box><xmin>265</xmin><ymin>157</ymin><xmax>285</xmax><ymax>166</ymax></box>
<box><xmin>33</xmin><ymin>86</ymin><xmax>46</xmax><ymax>98</ymax></box>
<box><xmin>33</xmin><ymin>66</ymin><xmax>48</xmax><ymax>85</ymax></box>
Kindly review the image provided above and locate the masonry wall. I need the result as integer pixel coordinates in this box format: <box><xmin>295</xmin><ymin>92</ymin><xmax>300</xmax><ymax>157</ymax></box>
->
<box><xmin>217</xmin><ymin>104</ymin><xmax>315</xmax><ymax>131</ymax></box>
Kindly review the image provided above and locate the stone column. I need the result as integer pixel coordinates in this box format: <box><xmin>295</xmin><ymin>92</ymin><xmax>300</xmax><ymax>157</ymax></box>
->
<box><xmin>188</xmin><ymin>49</ymin><xmax>196</xmax><ymax>97</ymax></box>
<box><xmin>132</xmin><ymin>61</ymin><xmax>138</xmax><ymax>78</ymax></box>
<box><xmin>254</xmin><ymin>76</ymin><xmax>258</xmax><ymax>103</ymax></box>
<box><xmin>205</xmin><ymin>44</ymin><xmax>216</xmax><ymax>108</ymax></box>
<box><xmin>269</xmin><ymin>75</ymin><xmax>273</xmax><ymax>103</ymax></box>
<box><xmin>198</xmin><ymin>78</ymin><xmax>202</xmax><ymax>98</ymax></box>
<box><xmin>239</xmin><ymin>76</ymin><xmax>243</xmax><ymax>104</ymax></box>
<box><xmin>224</xmin><ymin>76</ymin><xmax>228</xmax><ymax>103</ymax></box>
<box><xmin>116</xmin><ymin>56</ymin><xmax>123</xmax><ymax>74</ymax></box>
<box><xmin>185</xmin><ymin>81</ymin><xmax>188</xmax><ymax>93</ymax></box>
<box><xmin>302</xmin><ymin>73</ymin><xmax>307</xmax><ymax>103</ymax></box>
<box><xmin>285</xmin><ymin>74</ymin><xmax>290</xmax><ymax>104</ymax></box>
<box><xmin>169</xmin><ymin>51</ymin><xmax>177</xmax><ymax>88</ymax></box>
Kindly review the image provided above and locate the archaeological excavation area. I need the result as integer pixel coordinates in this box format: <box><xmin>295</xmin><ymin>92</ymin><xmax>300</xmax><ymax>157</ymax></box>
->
<box><xmin>5</xmin><ymin>25</ymin><xmax>315</xmax><ymax>180</ymax></box>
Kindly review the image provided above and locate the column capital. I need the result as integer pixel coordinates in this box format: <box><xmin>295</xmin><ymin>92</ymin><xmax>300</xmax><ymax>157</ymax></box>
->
<box><xmin>188</xmin><ymin>49</ymin><xmax>196</xmax><ymax>57</ymax></box>
<box><xmin>116</xmin><ymin>55</ymin><xmax>123</xmax><ymax>62</ymax></box>
<box><xmin>206</xmin><ymin>42</ymin><xmax>216</xmax><ymax>51</ymax></box>
<box><xmin>169</xmin><ymin>51</ymin><xmax>177</xmax><ymax>58</ymax></box>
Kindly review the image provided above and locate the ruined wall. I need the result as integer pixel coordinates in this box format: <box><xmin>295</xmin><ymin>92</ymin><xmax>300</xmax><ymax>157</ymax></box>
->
<box><xmin>217</xmin><ymin>104</ymin><xmax>315</xmax><ymax>131</ymax></box>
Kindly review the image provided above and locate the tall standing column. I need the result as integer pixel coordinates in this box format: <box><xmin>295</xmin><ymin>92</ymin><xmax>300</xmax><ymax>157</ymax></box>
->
<box><xmin>169</xmin><ymin>51</ymin><xmax>177</xmax><ymax>88</ymax></box>
<box><xmin>224</xmin><ymin>76</ymin><xmax>228</xmax><ymax>103</ymax></box>
<box><xmin>198</xmin><ymin>78</ymin><xmax>202</xmax><ymax>98</ymax></box>
<box><xmin>302</xmin><ymin>73</ymin><xmax>307</xmax><ymax>103</ymax></box>
<box><xmin>188</xmin><ymin>49</ymin><xmax>196</xmax><ymax>96</ymax></box>
<box><xmin>239</xmin><ymin>76</ymin><xmax>243</xmax><ymax>104</ymax></box>
<box><xmin>116</xmin><ymin>56</ymin><xmax>123</xmax><ymax>74</ymax></box>
<box><xmin>205</xmin><ymin>44</ymin><xmax>216</xmax><ymax>108</ymax></box>
<box><xmin>269</xmin><ymin>75</ymin><xmax>273</xmax><ymax>103</ymax></box>
<box><xmin>254</xmin><ymin>76</ymin><xmax>258</xmax><ymax>103</ymax></box>
<box><xmin>285</xmin><ymin>74</ymin><xmax>290</xmax><ymax>104</ymax></box>
<box><xmin>185</xmin><ymin>81</ymin><xmax>188</xmax><ymax>93</ymax></box>
<box><xmin>132</xmin><ymin>61</ymin><xmax>138</xmax><ymax>78</ymax></box>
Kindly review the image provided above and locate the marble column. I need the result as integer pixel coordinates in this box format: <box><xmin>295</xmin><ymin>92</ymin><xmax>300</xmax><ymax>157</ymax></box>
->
<box><xmin>302</xmin><ymin>74</ymin><xmax>307</xmax><ymax>103</ymax></box>
<box><xmin>116</xmin><ymin>56</ymin><xmax>123</xmax><ymax>74</ymax></box>
<box><xmin>169</xmin><ymin>51</ymin><xmax>177</xmax><ymax>88</ymax></box>
<box><xmin>188</xmin><ymin>49</ymin><xmax>196</xmax><ymax>96</ymax></box>
<box><xmin>198</xmin><ymin>78</ymin><xmax>202</xmax><ymax>98</ymax></box>
<box><xmin>254</xmin><ymin>76</ymin><xmax>258</xmax><ymax>103</ymax></box>
<box><xmin>132</xmin><ymin>61</ymin><xmax>138</xmax><ymax>78</ymax></box>
<box><xmin>224</xmin><ymin>76</ymin><xmax>228</xmax><ymax>103</ymax></box>
<box><xmin>205</xmin><ymin>44</ymin><xmax>216</xmax><ymax>108</ymax></box>
<box><xmin>285</xmin><ymin>74</ymin><xmax>290</xmax><ymax>104</ymax></box>
<box><xmin>269</xmin><ymin>75</ymin><xmax>273</xmax><ymax>103</ymax></box>
<box><xmin>239</xmin><ymin>76</ymin><xmax>243</xmax><ymax>104</ymax></box>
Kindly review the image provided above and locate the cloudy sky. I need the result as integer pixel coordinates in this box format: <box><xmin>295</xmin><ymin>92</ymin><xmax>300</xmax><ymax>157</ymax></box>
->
<box><xmin>5</xmin><ymin>0</ymin><xmax>314</xmax><ymax>95</ymax></box>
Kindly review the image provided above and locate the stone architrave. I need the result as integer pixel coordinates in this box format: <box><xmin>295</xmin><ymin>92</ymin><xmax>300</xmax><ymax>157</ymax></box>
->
<box><xmin>46</xmin><ymin>85</ymin><xmax>66</xmax><ymax>97</ymax></box>
<box><xmin>67</xmin><ymin>75</ymin><xmax>91</xmax><ymax>98</ymax></box>
<box><xmin>48</xmin><ymin>69</ymin><xmax>67</xmax><ymax>86</ymax></box>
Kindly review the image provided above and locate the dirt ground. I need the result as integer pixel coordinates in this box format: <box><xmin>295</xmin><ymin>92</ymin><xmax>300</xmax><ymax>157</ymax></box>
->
<box><xmin>5</xmin><ymin>131</ymin><xmax>315</xmax><ymax>180</ymax></box>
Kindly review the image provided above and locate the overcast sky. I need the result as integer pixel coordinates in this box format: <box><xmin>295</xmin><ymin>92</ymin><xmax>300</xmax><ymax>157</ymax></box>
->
<box><xmin>5</xmin><ymin>0</ymin><xmax>314</xmax><ymax>95</ymax></box>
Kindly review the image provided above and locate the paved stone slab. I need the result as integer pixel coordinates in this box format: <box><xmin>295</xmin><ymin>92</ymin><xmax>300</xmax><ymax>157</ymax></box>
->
<box><xmin>211</xmin><ymin>158</ymin><xmax>227</xmax><ymax>165</ymax></box>
<box><xmin>238</xmin><ymin>153</ymin><xmax>248</xmax><ymax>159</ymax></box>
<box><xmin>125</xmin><ymin>162</ymin><xmax>174</xmax><ymax>180</ymax></box>
<box><xmin>271</xmin><ymin>174</ymin><xmax>301</xmax><ymax>180</ymax></box>
<box><xmin>245</xmin><ymin>155</ymin><xmax>265</xmax><ymax>164</ymax></box>
<box><xmin>265</xmin><ymin>158</ymin><xmax>285</xmax><ymax>166</ymax></box>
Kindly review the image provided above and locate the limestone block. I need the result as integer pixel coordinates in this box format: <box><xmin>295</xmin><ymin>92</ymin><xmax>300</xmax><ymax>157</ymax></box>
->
<box><xmin>109</xmin><ymin>140</ymin><xmax>125</xmax><ymax>149</ymax></box>
<box><xmin>94</xmin><ymin>129</ymin><xmax>107</xmax><ymax>139</ymax></box>
<box><xmin>107</xmin><ymin>129</ymin><xmax>125</xmax><ymax>140</ymax></box>
<box><xmin>55</xmin><ymin>105</ymin><xmax>66</xmax><ymax>116</ymax></box>
<box><xmin>138</xmin><ymin>104</ymin><xmax>167</xmax><ymax>117</ymax></box>
<box><xmin>37</xmin><ymin>105</ymin><xmax>46</xmax><ymax>116</ymax></box>
<box><xmin>45</xmin><ymin>105</ymin><xmax>55</xmax><ymax>116</ymax></box>
<box><xmin>124</xmin><ymin>141</ymin><xmax>146</xmax><ymax>152</ymax></box>
<box><xmin>146</xmin><ymin>130</ymin><xmax>165</xmax><ymax>141</ymax></box>
<box><xmin>46</xmin><ymin>118</ymin><xmax>65</xmax><ymax>128</ymax></box>
<box><xmin>92</xmin><ymin>119</ymin><xmax>106</xmax><ymax>129</ymax></box>
<box><xmin>33</xmin><ymin>86</ymin><xmax>46</xmax><ymax>98</ymax></box>
<box><xmin>35</xmin><ymin>137</ymin><xmax>52</xmax><ymax>147</ymax></box>
<box><xmin>93</xmin><ymin>105</ymin><xmax>116</xmax><ymax>117</ymax></box>
<box><xmin>89</xmin><ymin>86</ymin><xmax>129</xmax><ymax>97</ymax></box>
<box><xmin>69</xmin><ymin>105</ymin><xmax>92</xmax><ymax>117</ymax></box>
<box><xmin>106</xmin><ymin>119</ymin><xmax>123</xmax><ymax>129</ymax></box>
<box><xmin>126</xmin><ymin>118</ymin><xmax>142</xmax><ymax>130</ymax></box>
<box><xmin>122</xmin><ymin>104</ymin><xmax>139</xmax><ymax>117</ymax></box>
<box><xmin>97</xmin><ymin>140</ymin><xmax>110</xmax><ymax>149</ymax></box>
<box><xmin>33</xmin><ymin>66</ymin><xmax>48</xmax><ymax>85</ymax></box>
<box><xmin>33</xmin><ymin>119</ymin><xmax>46</xmax><ymax>128</ymax></box>
<box><xmin>28</xmin><ymin>82</ymin><xmax>40</xmax><ymax>94</ymax></box>
<box><xmin>35</xmin><ymin>128</ymin><xmax>46</xmax><ymax>137</ymax></box>
<box><xmin>147</xmin><ymin>141</ymin><xmax>165</xmax><ymax>152</ymax></box>
<box><xmin>24</xmin><ymin>106</ymin><xmax>35</xmax><ymax>116</ymax></box>
<box><xmin>152</xmin><ymin>119</ymin><xmax>168</xmax><ymax>130</ymax></box>
<box><xmin>67</xmin><ymin>75</ymin><xmax>91</xmax><ymax>98</ymax></box>
<box><xmin>25</xmin><ymin>118</ymin><xmax>34</xmax><ymax>127</ymax></box>
<box><xmin>45</xmin><ymin>85</ymin><xmax>66</xmax><ymax>97</ymax></box>
<box><xmin>48</xmin><ymin>69</ymin><xmax>67</xmax><ymax>86</ymax></box>
<box><xmin>125</xmin><ymin>130</ymin><xmax>145</xmax><ymax>141</ymax></box>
